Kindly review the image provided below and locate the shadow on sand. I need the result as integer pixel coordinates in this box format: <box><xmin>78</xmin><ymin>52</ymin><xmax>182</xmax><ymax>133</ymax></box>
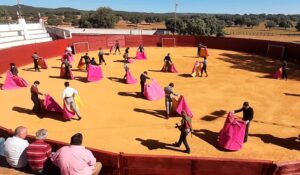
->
<box><xmin>218</xmin><ymin>53</ymin><xmax>300</xmax><ymax>81</ymax></box>
<box><xmin>136</xmin><ymin>138</ymin><xmax>184</xmax><ymax>153</ymax></box>
<box><xmin>12</xmin><ymin>106</ymin><xmax>67</xmax><ymax>122</ymax></box>
<box><xmin>133</xmin><ymin>108</ymin><xmax>167</xmax><ymax>119</ymax></box>
<box><xmin>249</xmin><ymin>134</ymin><xmax>300</xmax><ymax>151</ymax></box>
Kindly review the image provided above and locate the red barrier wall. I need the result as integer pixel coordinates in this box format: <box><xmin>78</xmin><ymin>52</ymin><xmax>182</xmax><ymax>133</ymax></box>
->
<box><xmin>1</xmin><ymin>34</ymin><xmax>299</xmax><ymax>74</ymax></box>
<box><xmin>0</xmin><ymin>35</ymin><xmax>300</xmax><ymax>175</ymax></box>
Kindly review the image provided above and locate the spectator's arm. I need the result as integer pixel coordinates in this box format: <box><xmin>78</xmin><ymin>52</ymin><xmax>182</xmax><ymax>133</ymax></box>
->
<box><xmin>87</xmin><ymin>151</ymin><xmax>97</xmax><ymax>166</ymax></box>
<box><xmin>45</xmin><ymin>145</ymin><xmax>52</xmax><ymax>158</ymax></box>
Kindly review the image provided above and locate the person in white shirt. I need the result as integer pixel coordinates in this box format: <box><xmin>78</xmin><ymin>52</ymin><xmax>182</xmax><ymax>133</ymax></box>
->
<box><xmin>63</xmin><ymin>81</ymin><xmax>81</xmax><ymax>119</ymax></box>
<box><xmin>4</xmin><ymin>126</ymin><xmax>29</xmax><ymax>168</ymax></box>
<box><xmin>66</xmin><ymin>45</ymin><xmax>72</xmax><ymax>53</ymax></box>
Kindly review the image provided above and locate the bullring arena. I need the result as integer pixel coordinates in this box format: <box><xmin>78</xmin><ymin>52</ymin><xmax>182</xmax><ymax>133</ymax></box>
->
<box><xmin>0</xmin><ymin>35</ymin><xmax>300</xmax><ymax>174</ymax></box>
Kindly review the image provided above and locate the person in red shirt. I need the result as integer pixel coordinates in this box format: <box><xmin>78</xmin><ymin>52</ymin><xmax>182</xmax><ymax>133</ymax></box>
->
<box><xmin>26</xmin><ymin>129</ymin><xmax>52</xmax><ymax>174</ymax></box>
<box><xmin>30</xmin><ymin>81</ymin><xmax>44</xmax><ymax>115</ymax></box>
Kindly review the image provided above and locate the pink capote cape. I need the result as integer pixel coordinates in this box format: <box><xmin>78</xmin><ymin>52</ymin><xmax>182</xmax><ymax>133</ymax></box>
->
<box><xmin>219</xmin><ymin>112</ymin><xmax>246</xmax><ymax>151</ymax></box>
<box><xmin>274</xmin><ymin>68</ymin><xmax>282</xmax><ymax>79</ymax></box>
<box><xmin>63</xmin><ymin>102</ymin><xmax>75</xmax><ymax>120</ymax></box>
<box><xmin>175</xmin><ymin>96</ymin><xmax>193</xmax><ymax>118</ymax></box>
<box><xmin>44</xmin><ymin>94</ymin><xmax>63</xmax><ymax>113</ymax></box>
<box><xmin>1</xmin><ymin>71</ymin><xmax>28</xmax><ymax>90</ymax></box>
<box><xmin>200</xmin><ymin>47</ymin><xmax>209</xmax><ymax>57</ymax></box>
<box><xmin>87</xmin><ymin>64</ymin><xmax>103</xmax><ymax>82</ymax></box>
<box><xmin>161</xmin><ymin>64</ymin><xmax>178</xmax><ymax>73</ymax></box>
<box><xmin>38</xmin><ymin>57</ymin><xmax>48</xmax><ymax>69</ymax></box>
<box><xmin>143</xmin><ymin>79</ymin><xmax>165</xmax><ymax>101</ymax></box>
<box><xmin>126</xmin><ymin>69</ymin><xmax>137</xmax><ymax>84</ymax></box>
<box><xmin>77</xmin><ymin>59</ymin><xmax>86</xmax><ymax>71</ymax></box>
<box><xmin>191</xmin><ymin>61</ymin><xmax>202</xmax><ymax>77</ymax></box>
<box><xmin>128</xmin><ymin>59</ymin><xmax>134</xmax><ymax>63</ymax></box>
<box><xmin>135</xmin><ymin>52</ymin><xmax>147</xmax><ymax>60</ymax></box>
<box><xmin>61</xmin><ymin>52</ymin><xmax>74</xmax><ymax>64</ymax></box>
<box><xmin>60</xmin><ymin>67</ymin><xmax>74</xmax><ymax>80</ymax></box>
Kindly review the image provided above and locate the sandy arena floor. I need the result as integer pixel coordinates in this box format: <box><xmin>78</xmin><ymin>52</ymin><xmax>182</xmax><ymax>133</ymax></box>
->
<box><xmin>0</xmin><ymin>47</ymin><xmax>299</xmax><ymax>162</ymax></box>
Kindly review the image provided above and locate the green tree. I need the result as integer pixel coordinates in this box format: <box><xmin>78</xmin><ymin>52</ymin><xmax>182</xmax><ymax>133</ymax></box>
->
<box><xmin>265</xmin><ymin>20</ymin><xmax>277</xmax><ymax>30</ymax></box>
<box><xmin>0</xmin><ymin>8</ymin><xmax>8</xmax><ymax>23</ymax></box>
<box><xmin>295</xmin><ymin>21</ymin><xmax>300</xmax><ymax>31</ymax></box>
<box><xmin>128</xmin><ymin>15</ymin><xmax>143</xmax><ymax>26</ymax></box>
<box><xmin>279</xmin><ymin>20</ymin><xmax>293</xmax><ymax>29</ymax></box>
<box><xmin>85</xmin><ymin>7</ymin><xmax>117</xmax><ymax>28</ymax></box>
<box><xmin>187</xmin><ymin>18</ymin><xmax>206</xmax><ymax>36</ymax></box>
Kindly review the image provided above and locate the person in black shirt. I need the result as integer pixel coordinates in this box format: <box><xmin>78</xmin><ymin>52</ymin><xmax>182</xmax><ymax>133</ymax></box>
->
<box><xmin>30</xmin><ymin>81</ymin><xmax>44</xmax><ymax>115</ymax></box>
<box><xmin>114</xmin><ymin>40</ymin><xmax>121</xmax><ymax>55</ymax></box>
<box><xmin>281</xmin><ymin>60</ymin><xmax>288</xmax><ymax>80</ymax></box>
<box><xmin>140</xmin><ymin>71</ymin><xmax>150</xmax><ymax>96</ymax></box>
<box><xmin>234</xmin><ymin>102</ymin><xmax>254</xmax><ymax>143</ymax></box>
<box><xmin>82</xmin><ymin>53</ymin><xmax>91</xmax><ymax>70</ymax></box>
<box><xmin>90</xmin><ymin>57</ymin><xmax>97</xmax><ymax>66</ymax></box>
<box><xmin>138</xmin><ymin>44</ymin><xmax>144</xmax><ymax>53</ymax></box>
<box><xmin>32</xmin><ymin>52</ymin><xmax>40</xmax><ymax>72</ymax></box>
<box><xmin>164</xmin><ymin>53</ymin><xmax>172</xmax><ymax>72</ymax></box>
<box><xmin>9</xmin><ymin>63</ymin><xmax>18</xmax><ymax>76</ymax></box>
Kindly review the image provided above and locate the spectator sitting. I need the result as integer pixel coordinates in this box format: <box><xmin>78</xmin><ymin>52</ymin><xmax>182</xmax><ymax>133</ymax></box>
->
<box><xmin>0</xmin><ymin>137</ymin><xmax>5</xmax><ymax>156</ymax></box>
<box><xmin>51</xmin><ymin>133</ymin><xmax>102</xmax><ymax>175</ymax></box>
<box><xmin>26</xmin><ymin>129</ymin><xmax>52</xmax><ymax>174</ymax></box>
<box><xmin>4</xmin><ymin>126</ymin><xmax>29</xmax><ymax>168</ymax></box>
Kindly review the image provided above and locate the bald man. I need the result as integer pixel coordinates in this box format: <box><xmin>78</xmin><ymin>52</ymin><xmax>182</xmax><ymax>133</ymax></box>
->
<box><xmin>4</xmin><ymin>126</ymin><xmax>29</xmax><ymax>168</ymax></box>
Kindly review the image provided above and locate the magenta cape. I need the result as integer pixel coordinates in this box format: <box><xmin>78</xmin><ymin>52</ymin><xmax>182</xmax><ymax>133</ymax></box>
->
<box><xmin>219</xmin><ymin>112</ymin><xmax>246</xmax><ymax>151</ymax></box>
<box><xmin>38</xmin><ymin>58</ymin><xmax>48</xmax><ymax>69</ymax></box>
<box><xmin>200</xmin><ymin>47</ymin><xmax>209</xmax><ymax>57</ymax></box>
<box><xmin>176</xmin><ymin>96</ymin><xmax>193</xmax><ymax>118</ymax></box>
<box><xmin>63</xmin><ymin>102</ymin><xmax>75</xmax><ymax>120</ymax></box>
<box><xmin>1</xmin><ymin>71</ymin><xmax>28</xmax><ymax>90</ymax></box>
<box><xmin>143</xmin><ymin>79</ymin><xmax>165</xmax><ymax>101</ymax></box>
<box><xmin>44</xmin><ymin>95</ymin><xmax>63</xmax><ymax>113</ymax></box>
<box><xmin>87</xmin><ymin>65</ymin><xmax>103</xmax><ymax>82</ymax></box>
<box><xmin>128</xmin><ymin>59</ymin><xmax>134</xmax><ymax>63</ymax></box>
<box><xmin>60</xmin><ymin>67</ymin><xmax>74</xmax><ymax>80</ymax></box>
<box><xmin>135</xmin><ymin>52</ymin><xmax>147</xmax><ymax>60</ymax></box>
<box><xmin>61</xmin><ymin>52</ymin><xmax>74</xmax><ymax>64</ymax></box>
<box><xmin>274</xmin><ymin>68</ymin><xmax>282</xmax><ymax>79</ymax></box>
<box><xmin>126</xmin><ymin>70</ymin><xmax>137</xmax><ymax>84</ymax></box>
<box><xmin>191</xmin><ymin>61</ymin><xmax>202</xmax><ymax>77</ymax></box>
<box><xmin>161</xmin><ymin>64</ymin><xmax>178</xmax><ymax>73</ymax></box>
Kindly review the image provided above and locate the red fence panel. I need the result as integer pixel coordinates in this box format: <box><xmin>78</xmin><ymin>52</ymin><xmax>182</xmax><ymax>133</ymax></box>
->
<box><xmin>121</xmin><ymin>154</ymin><xmax>192</xmax><ymax>175</ymax></box>
<box><xmin>142</xmin><ymin>35</ymin><xmax>161</xmax><ymax>47</ymax></box>
<box><xmin>125</xmin><ymin>35</ymin><xmax>143</xmax><ymax>47</ymax></box>
<box><xmin>274</xmin><ymin>161</ymin><xmax>300</xmax><ymax>175</ymax></box>
<box><xmin>192</xmin><ymin>157</ymin><xmax>275</xmax><ymax>175</ymax></box>
<box><xmin>107</xmin><ymin>35</ymin><xmax>126</xmax><ymax>48</ymax></box>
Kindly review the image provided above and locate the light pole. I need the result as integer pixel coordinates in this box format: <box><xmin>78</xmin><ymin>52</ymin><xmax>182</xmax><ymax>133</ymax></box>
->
<box><xmin>17</xmin><ymin>0</ymin><xmax>22</xmax><ymax>17</ymax></box>
<box><xmin>174</xmin><ymin>0</ymin><xmax>178</xmax><ymax>35</ymax></box>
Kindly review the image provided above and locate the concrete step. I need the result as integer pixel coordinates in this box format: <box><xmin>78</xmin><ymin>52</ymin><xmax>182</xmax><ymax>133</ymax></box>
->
<box><xmin>0</xmin><ymin>35</ymin><xmax>24</xmax><ymax>43</ymax></box>
<box><xmin>28</xmin><ymin>33</ymin><xmax>50</xmax><ymax>39</ymax></box>
<box><xmin>0</xmin><ymin>31</ymin><xmax>20</xmax><ymax>38</ymax></box>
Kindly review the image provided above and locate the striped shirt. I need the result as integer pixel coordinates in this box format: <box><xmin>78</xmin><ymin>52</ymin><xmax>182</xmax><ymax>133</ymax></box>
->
<box><xmin>26</xmin><ymin>140</ymin><xmax>52</xmax><ymax>171</ymax></box>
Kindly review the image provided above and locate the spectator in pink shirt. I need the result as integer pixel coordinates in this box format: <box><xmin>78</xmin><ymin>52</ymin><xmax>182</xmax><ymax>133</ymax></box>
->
<box><xmin>51</xmin><ymin>133</ymin><xmax>102</xmax><ymax>175</ymax></box>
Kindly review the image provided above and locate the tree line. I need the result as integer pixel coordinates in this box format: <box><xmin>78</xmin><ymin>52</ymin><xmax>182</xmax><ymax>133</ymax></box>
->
<box><xmin>1</xmin><ymin>5</ymin><xmax>300</xmax><ymax>33</ymax></box>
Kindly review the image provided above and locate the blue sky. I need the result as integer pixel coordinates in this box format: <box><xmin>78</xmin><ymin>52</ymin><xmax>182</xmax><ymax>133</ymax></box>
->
<box><xmin>1</xmin><ymin>0</ymin><xmax>300</xmax><ymax>14</ymax></box>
